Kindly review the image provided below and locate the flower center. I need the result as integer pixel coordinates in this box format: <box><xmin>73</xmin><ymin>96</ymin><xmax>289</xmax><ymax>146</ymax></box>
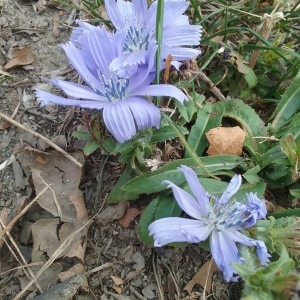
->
<box><xmin>209</xmin><ymin>201</ymin><xmax>247</xmax><ymax>231</ymax></box>
<box><xmin>123</xmin><ymin>18</ymin><xmax>150</xmax><ymax>54</ymax></box>
<box><xmin>97</xmin><ymin>71</ymin><xmax>129</xmax><ymax>102</ymax></box>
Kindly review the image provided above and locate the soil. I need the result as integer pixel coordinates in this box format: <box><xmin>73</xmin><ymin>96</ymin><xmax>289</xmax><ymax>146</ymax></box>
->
<box><xmin>0</xmin><ymin>1</ymin><xmax>241</xmax><ymax>299</ymax></box>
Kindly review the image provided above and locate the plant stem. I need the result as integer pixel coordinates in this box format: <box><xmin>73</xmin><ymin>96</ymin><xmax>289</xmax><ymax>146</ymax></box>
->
<box><xmin>162</xmin><ymin>113</ymin><xmax>219</xmax><ymax>180</ymax></box>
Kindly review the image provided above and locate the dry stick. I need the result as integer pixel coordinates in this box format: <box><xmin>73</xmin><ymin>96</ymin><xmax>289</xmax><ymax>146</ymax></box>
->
<box><xmin>163</xmin><ymin>263</ymin><xmax>180</xmax><ymax>300</ymax></box>
<box><xmin>0</xmin><ymin>262</ymin><xmax>43</xmax><ymax>277</ymax></box>
<box><xmin>35</xmin><ymin>172</ymin><xmax>62</xmax><ymax>219</ymax></box>
<box><xmin>0</xmin><ymin>186</ymin><xmax>49</xmax><ymax>243</ymax></box>
<box><xmin>0</xmin><ymin>112</ymin><xmax>83</xmax><ymax>168</ymax></box>
<box><xmin>13</xmin><ymin>219</ymin><xmax>93</xmax><ymax>300</ymax></box>
<box><xmin>191</xmin><ymin>70</ymin><xmax>226</xmax><ymax>101</ymax></box>
<box><xmin>152</xmin><ymin>251</ymin><xmax>164</xmax><ymax>300</ymax></box>
<box><xmin>0</xmin><ymin>218</ymin><xmax>43</xmax><ymax>292</ymax></box>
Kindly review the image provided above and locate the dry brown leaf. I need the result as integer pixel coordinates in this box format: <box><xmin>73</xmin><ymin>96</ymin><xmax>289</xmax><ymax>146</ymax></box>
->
<box><xmin>113</xmin><ymin>285</ymin><xmax>123</xmax><ymax>294</ymax></box>
<box><xmin>35</xmin><ymin>155</ymin><xmax>47</xmax><ymax>165</ymax></box>
<box><xmin>96</xmin><ymin>201</ymin><xmax>129</xmax><ymax>225</ymax></box>
<box><xmin>118</xmin><ymin>207</ymin><xmax>141</xmax><ymax>228</ymax></box>
<box><xmin>184</xmin><ymin>260</ymin><xmax>219</xmax><ymax>294</ymax></box>
<box><xmin>3</xmin><ymin>45</ymin><xmax>35</xmax><ymax>70</ymax></box>
<box><xmin>59</xmin><ymin>264</ymin><xmax>85</xmax><ymax>282</ymax></box>
<box><xmin>0</xmin><ymin>121</ymin><xmax>11</xmax><ymax>130</ymax></box>
<box><xmin>111</xmin><ymin>275</ymin><xmax>124</xmax><ymax>285</ymax></box>
<box><xmin>235</xmin><ymin>57</ymin><xmax>249</xmax><ymax>74</ymax></box>
<box><xmin>206</xmin><ymin>126</ymin><xmax>246</xmax><ymax>156</ymax></box>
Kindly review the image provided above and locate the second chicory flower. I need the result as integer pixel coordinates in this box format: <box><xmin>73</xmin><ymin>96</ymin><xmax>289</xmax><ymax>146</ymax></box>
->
<box><xmin>149</xmin><ymin>166</ymin><xmax>270</xmax><ymax>282</ymax></box>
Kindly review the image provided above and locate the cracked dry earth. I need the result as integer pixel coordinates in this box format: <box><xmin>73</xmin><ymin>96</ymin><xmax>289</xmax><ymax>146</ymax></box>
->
<box><xmin>0</xmin><ymin>0</ymin><xmax>241</xmax><ymax>299</ymax></box>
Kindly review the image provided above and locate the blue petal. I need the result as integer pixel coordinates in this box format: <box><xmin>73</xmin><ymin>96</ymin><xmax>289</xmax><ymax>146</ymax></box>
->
<box><xmin>125</xmin><ymin>97</ymin><xmax>161</xmax><ymax>130</ymax></box>
<box><xmin>210</xmin><ymin>230</ymin><xmax>242</xmax><ymax>282</ymax></box>
<box><xmin>133</xmin><ymin>84</ymin><xmax>188</xmax><ymax>103</ymax></box>
<box><xmin>35</xmin><ymin>89</ymin><xmax>108</xmax><ymax>109</ymax></box>
<box><xmin>226</xmin><ymin>229</ymin><xmax>270</xmax><ymax>265</ymax></box>
<box><xmin>124</xmin><ymin>50</ymin><xmax>148</xmax><ymax>66</ymax></box>
<box><xmin>179</xmin><ymin>166</ymin><xmax>212</xmax><ymax>215</ymax></box>
<box><xmin>163</xmin><ymin>25</ymin><xmax>202</xmax><ymax>46</ymax></box>
<box><xmin>162</xmin><ymin>181</ymin><xmax>206</xmax><ymax>220</ymax></box>
<box><xmin>104</xmin><ymin>0</ymin><xmax>124</xmax><ymax>30</ymax></box>
<box><xmin>60</xmin><ymin>43</ymin><xmax>102</xmax><ymax>92</ymax></box>
<box><xmin>169</xmin><ymin>47</ymin><xmax>201</xmax><ymax>61</ymax></box>
<box><xmin>102</xmin><ymin>101</ymin><xmax>136</xmax><ymax>143</ymax></box>
<box><xmin>126</xmin><ymin>68</ymin><xmax>155</xmax><ymax>95</ymax></box>
<box><xmin>43</xmin><ymin>77</ymin><xmax>106</xmax><ymax>101</ymax></box>
<box><xmin>87</xmin><ymin>28</ymin><xmax>118</xmax><ymax>72</ymax></box>
<box><xmin>70</xmin><ymin>20</ymin><xmax>97</xmax><ymax>45</ymax></box>
<box><xmin>219</xmin><ymin>174</ymin><xmax>242</xmax><ymax>204</ymax></box>
<box><xmin>149</xmin><ymin>217</ymin><xmax>211</xmax><ymax>246</ymax></box>
<box><xmin>132</xmin><ymin>0</ymin><xmax>147</xmax><ymax>17</ymax></box>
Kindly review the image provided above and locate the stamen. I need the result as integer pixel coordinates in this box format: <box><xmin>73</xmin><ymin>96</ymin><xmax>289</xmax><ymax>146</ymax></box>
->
<box><xmin>97</xmin><ymin>70</ymin><xmax>130</xmax><ymax>102</ymax></box>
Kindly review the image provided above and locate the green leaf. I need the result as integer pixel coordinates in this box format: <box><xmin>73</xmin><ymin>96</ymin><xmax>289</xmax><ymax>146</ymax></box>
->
<box><xmin>186</xmin><ymin>102</ymin><xmax>224</xmax><ymax>157</ymax></box>
<box><xmin>72</xmin><ymin>130</ymin><xmax>91</xmax><ymax>140</ymax></box>
<box><xmin>107</xmin><ymin>166</ymin><xmax>139</xmax><ymax>204</ymax></box>
<box><xmin>83</xmin><ymin>140</ymin><xmax>100</xmax><ymax>155</ymax></box>
<box><xmin>243</xmin><ymin>166</ymin><xmax>261</xmax><ymax>184</ymax></box>
<box><xmin>174</xmin><ymin>92</ymin><xmax>205</xmax><ymax>123</ymax></box>
<box><xmin>243</xmin><ymin>65</ymin><xmax>258</xmax><ymax>88</ymax></box>
<box><xmin>290</xmin><ymin>189</ymin><xmax>300</xmax><ymax>198</ymax></box>
<box><xmin>122</xmin><ymin>155</ymin><xmax>247</xmax><ymax>195</ymax></box>
<box><xmin>222</xmin><ymin>99</ymin><xmax>267</xmax><ymax>154</ymax></box>
<box><xmin>232</xmin><ymin>181</ymin><xmax>266</xmax><ymax>201</ymax></box>
<box><xmin>138</xmin><ymin>194</ymin><xmax>181</xmax><ymax>245</ymax></box>
<box><xmin>271</xmin><ymin>69</ymin><xmax>300</xmax><ymax>130</ymax></box>
<box><xmin>151</xmin><ymin>125</ymin><xmax>189</xmax><ymax>143</ymax></box>
<box><xmin>102</xmin><ymin>137</ymin><xmax>117</xmax><ymax>153</ymax></box>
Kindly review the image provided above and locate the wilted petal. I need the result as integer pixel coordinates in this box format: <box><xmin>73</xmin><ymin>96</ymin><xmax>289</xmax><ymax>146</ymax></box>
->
<box><xmin>35</xmin><ymin>89</ymin><xmax>108</xmax><ymax>109</ymax></box>
<box><xmin>219</xmin><ymin>174</ymin><xmax>242</xmax><ymax>204</ymax></box>
<box><xmin>226</xmin><ymin>229</ymin><xmax>270</xmax><ymax>265</ymax></box>
<box><xmin>125</xmin><ymin>97</ymin><xmax>161</xmax><ymax>130</ymax></box>
<box><xmin>179</xmin><ymin>166</ymin><xmax>212</xmax><ymax>215</ymax></box>
<box><xmin>133</xmin><ymin>84</ymin><xmax>188</xmax><ymax>103</ymax></box>
<box><xmin>103</xmin><ymin>101</ymin><xmax>136</xmax><ymax>143</ymax></box>
<box><xmin>162</xmin><ymin>181</ymin><xmax>205</xmax><ymax>220</ymax></box>
<box><xmin>149</xmin><ymin>217</ymin><xmax>211</xmax><ymax>246</ymax></box>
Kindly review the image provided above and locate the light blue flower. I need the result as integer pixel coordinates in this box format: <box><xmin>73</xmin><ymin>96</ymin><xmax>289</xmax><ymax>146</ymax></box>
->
<box><xmin>148</xmin><ymin>166</ymin><xmax>270</xmax><ymax>282</ymax></box>
<box><xmin>35</xmin><ymin>26</ymin><xmax>187</xmax><ymax>143</ymax></box>
<box><xmin>105</xmin><ymin>0</ymin><xmax>202</xmax><ymax>74</ymax></box>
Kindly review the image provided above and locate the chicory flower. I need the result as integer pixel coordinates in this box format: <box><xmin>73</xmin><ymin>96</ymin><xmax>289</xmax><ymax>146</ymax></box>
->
<box><xmin>148</xmin><ymin>166</ymin><xmax>270</xmax><ymax>282</ymax></box>
<box><xmin>105</xmin><ymin>0</ymin><xmax>202</xmax><ymax>73</ymax></box>
<box><xmin>35</xmin><ymin>26</ymin><xmax>187</xmax><ymax>143</ymax></box>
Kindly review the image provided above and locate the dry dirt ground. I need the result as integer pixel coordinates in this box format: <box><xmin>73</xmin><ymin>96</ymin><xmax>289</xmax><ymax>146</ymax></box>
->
<box><xmin>0</xmin><ymin>1</ymin><xmax>241</xmax><ymax>299</ymax></box>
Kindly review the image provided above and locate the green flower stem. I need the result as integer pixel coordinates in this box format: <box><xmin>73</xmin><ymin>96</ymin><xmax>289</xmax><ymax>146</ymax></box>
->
<box><xmin>162</xmin><ymin>113</ymin><xmax>219</xmax><ymax>180</ymax></box>
<box><xmin>155</xmin><ymin>0</ymin><xmax>164</xmax><ymax>85</ymax></box>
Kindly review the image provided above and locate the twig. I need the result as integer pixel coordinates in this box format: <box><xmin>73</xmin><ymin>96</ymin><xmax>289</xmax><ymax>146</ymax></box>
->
<box><xmin>152</xmin><ymin>250</ymin><xmax>164</xmax><ymax>300</ymax></box>
<box><xmin>0</xmin><ymin>112</ymin><xmax>83</xmax><ymax>168</ymax></box>
<box><xmin>19</xmin><ymin>107</ymin><xmax>57</xmax><ymax>121</ymax></box>
<box><xmin>0</xmin><ymin>218</ymin><xmax>43</xmax><ymax>292</ymax></box>
<box><xmin>84</xmin><ymin>262</ymin><xmax>114</xmax><ymax>276</ymax></box>
<box><xmin>35</xmin><ymin>172</ymin><xmax>62</xmax><ymax>218</ymax></box>
<box><xmin>163</xmin><ymin>263</ymin><xmax>180</xmax><ymax>299</ymax></box>
<box><xmin>13</xmin><ymin>219</ymin><xmax>93</xmax><ymax>300</ymax></box>
<box><xmin>129</xmin><ymin>286</ymin><xmax>147</xmax><ymax>300</ymax></box>
<box><xmin>0</xmin><ymin>186</ymin><xmax>49</xmax><ymax>243</ymax></box>
<box><xmin>191</xmin><ymin>71</ymin><xmax>226</xmax><ymax>101</ymax></box>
